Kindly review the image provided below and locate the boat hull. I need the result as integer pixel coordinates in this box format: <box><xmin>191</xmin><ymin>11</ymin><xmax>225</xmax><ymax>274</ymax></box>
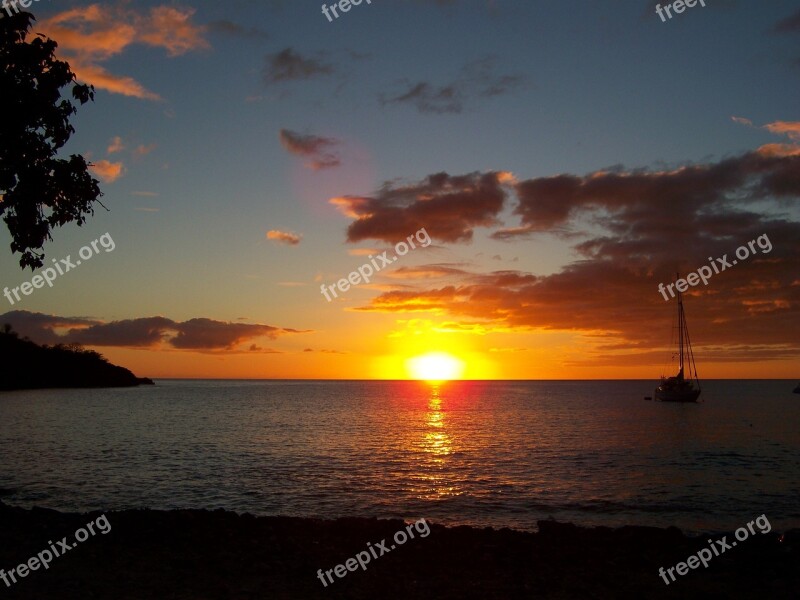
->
<box><xmin>654</xmin><ymin>387</ymin><xmax>701</xmax><ymax>403</ymax></box>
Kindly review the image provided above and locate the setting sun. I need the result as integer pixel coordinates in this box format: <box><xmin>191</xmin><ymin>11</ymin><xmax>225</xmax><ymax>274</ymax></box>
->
<box><xmin>406</xmin><ymin>352</ymin><xmax>465</xmax><ymax>381</ymax></box>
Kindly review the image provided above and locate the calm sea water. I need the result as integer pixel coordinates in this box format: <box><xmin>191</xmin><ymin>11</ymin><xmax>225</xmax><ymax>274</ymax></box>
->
<box><xmin>1</xmin><ymin>380</ymin><xmax>798</xmax><ymax>534</ymax></box>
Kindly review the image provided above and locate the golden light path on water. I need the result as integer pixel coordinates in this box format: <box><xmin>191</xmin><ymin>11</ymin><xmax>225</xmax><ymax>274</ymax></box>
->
<box><xmin>412</xmin><ymin>383</ymin><xmax>461</xmax><ymax>501</ymax></box>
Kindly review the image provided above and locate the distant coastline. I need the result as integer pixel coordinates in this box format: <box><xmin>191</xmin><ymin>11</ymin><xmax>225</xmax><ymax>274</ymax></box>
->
<box><xmin>0</xmin><ymin>326</ymin><xmax>153</xmax><ymax>390</ymax></box>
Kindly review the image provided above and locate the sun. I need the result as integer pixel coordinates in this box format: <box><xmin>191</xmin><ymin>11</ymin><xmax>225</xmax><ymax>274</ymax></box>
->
<box><xmin>406</xmin><ymin>352</ymin><xmax>465</xmax><ymax>381</ymax></box>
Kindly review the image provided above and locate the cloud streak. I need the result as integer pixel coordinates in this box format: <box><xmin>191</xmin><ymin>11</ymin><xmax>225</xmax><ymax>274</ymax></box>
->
<box><xmin>278</xmin><ymin>129</ymin><xmax>341</xmax><ymax>170</ymax></box>
<box><xmin>267</xmin><ymin>230</ymin><xmax>302</xmax><ymax>245</ymax></box>
<box><xmin>263</xmin><ymin>48</ymin><xmax>333</xmax><ymax>85</ymax></box>
<box><xmin>380</xmin><ymin>57</ymin><xmax>525</xmax><ymax>114</ymax></box>
<box><xmin>0</xmin><ymin>311</ymin><xmax>309</xmax><ymax>351</ymax></box>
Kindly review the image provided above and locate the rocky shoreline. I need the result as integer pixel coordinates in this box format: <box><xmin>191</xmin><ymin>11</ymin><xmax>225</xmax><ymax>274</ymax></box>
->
<box><xmin>0</xmin><ymin>502</ymin><xmax>797</xmax><ymax>599</ymax></box>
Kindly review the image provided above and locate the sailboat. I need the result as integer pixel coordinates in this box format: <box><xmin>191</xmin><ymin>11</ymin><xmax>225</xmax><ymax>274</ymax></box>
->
<box><xmin>655</xmin><ymin>276</ymin><xmax>701</xmax><ymax>403</ymax></box>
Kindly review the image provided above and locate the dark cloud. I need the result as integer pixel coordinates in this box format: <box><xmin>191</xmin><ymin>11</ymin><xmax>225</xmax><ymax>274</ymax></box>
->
<box><xmin>170</xmin><ymin>318</ymin><xmax>283</xmax><ymax>349</ymax></box>
<box><xmin>331</xmin><ymin>171</ymin><xmax>512</xmax><ymax>244</ymax></box>
<box><xmin>494</xmin><ymin>151</ymin><xmax>800</xmax><ymax>239</ymax></box>
<box><xmin>207</xmin><ymin>20</ymin><xmax>269</xmax><ymax>40</ymax></box>
<box><xmin>278</xmin><ymin>129</ymin><xmax>341</xmax><ymax>169</ymax></box>
<box><xmin>263</xmin><ymin>48</ymin><xmax>333</xmax><ymax>84</ymax></box>
<box><xmin>0</xmin><ymin>311</ymin><xmax>308</xmax><ymax>351</ymax></box>
<box><xmin>0</xmin><ymin>312</ymin><xmax>96</xmax><ymax>345</ymax></box>
<box><xmin>379</xmin><ymin>57</ymin><xmax>524</xmax><ymax>114</ymax></box>
<box><xmin>71</xmin><ymin>317</ymin><xmax>176</xmax><ymax>347</ymax></box>
<box><xmin>381</xmin><ymin>82</ymin><xmax>462</xmax><ymax>114</ymax></box>
<box><xmin>771</xmin><ymin>8</ymin><xmax>800</xmax><ymax>33</ymax></box>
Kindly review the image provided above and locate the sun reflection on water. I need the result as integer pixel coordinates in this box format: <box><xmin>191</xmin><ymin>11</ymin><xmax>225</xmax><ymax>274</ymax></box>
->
<box><xmin>412</xmin><ymin>383</ymin><xmax>461</xmax><ymax>500</ymax></box>
<box><xmin>424</xmin><ymin>386</ymin><xmax>451</xmax><ymax>461</ymax></box>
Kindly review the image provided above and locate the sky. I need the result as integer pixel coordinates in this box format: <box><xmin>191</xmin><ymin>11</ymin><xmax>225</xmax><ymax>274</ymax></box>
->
<box><xmin>1</xmin><ymin>0</ymin><xmax>799</xmax><ymax>380</ymax></box>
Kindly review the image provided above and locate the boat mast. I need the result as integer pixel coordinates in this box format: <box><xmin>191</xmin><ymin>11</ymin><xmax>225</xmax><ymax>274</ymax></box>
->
<box><xmin>677</xmin><ymin>273</ymin><xmax>684</xmax><ymax>380</ymax></box>
<box><xmin>682</xmin><ymin>294</ymin><xmax>700</xmax><ymax>389</ymax></box>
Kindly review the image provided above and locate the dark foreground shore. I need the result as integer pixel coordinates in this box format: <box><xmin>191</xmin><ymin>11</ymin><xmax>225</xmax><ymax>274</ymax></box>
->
<box><xmin>0</xmin><ymin>502</ymin><xmax>797</xmax><ymax>599</ymax></box>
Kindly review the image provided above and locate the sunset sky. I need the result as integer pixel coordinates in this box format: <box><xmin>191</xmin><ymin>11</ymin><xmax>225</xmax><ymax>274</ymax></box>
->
<box><xmin>1</xmin><ymin>0</ymin><xmax>798</xmax><ymax>379</ymax></box>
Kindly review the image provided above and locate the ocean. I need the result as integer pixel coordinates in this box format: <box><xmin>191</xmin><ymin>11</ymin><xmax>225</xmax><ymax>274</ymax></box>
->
<box><xmin>1</xmin><ymin>380</ymin><xmax>798</xmax><ymax>534</ymax></box>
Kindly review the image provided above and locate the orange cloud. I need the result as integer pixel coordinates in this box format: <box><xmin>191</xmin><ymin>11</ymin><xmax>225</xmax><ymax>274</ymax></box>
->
<box><xmin>348</xmin><ymin>248</ymin><xmax>381</xmax><ymax>256</ymax></box>
<box><xmin>107</xmin><ymin>136</ymin><xmax>125</xmax><ymax>153</ymax></box>
<box><xmin>383</xmin><ymin>265</ymin><xmax>471</xmax><ymax>280</ymax></box>
<box><xmin>89</xmin><ymin>160</ymin><xmax>125</xmax><ymax>182</ymax></box>
<box><xmin>134</xmin><ymin>143</ymin><xmax>158</xmax><ymax>157</ymax></box>
<box><xmin>731</xmin><ymin>117</ymin><xmax>800</xmax><ymax>156</ymax></box>
<box><xmin>267</xmin><ymin>230</ymin><xmax>302</xmax><ymax>246</ymax></box>
<box><xmin>756</xmin><ymin>143</ymin><xmax>800</xmax><ymax>157</ymax></box>
<box><xmin>763</xmin><ymin>121</ymin><xmax>800</xmax><ymax>142</ymax></box>
<box><xmin>70</xmin><ymin>60</ymin><xmax>162</xmax><ymax>100</ymax></box>
<box><xmin>39</xmin><ymin>4</ymin><xmax>209</xmax><ymax>100</ymax></box>
<box><xmin>139</xmin><ymin>7</ymin><xmax>209</xmax><ymax>57</ymax></box>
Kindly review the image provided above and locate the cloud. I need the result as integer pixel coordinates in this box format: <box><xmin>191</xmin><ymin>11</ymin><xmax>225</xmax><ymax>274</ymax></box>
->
<box><xmin>755</xmin><ymin>144</ymin><xmax>800</xmax><ymax>158</ymax></box>
<box><xmin>69</xmin><ymin>316</ymin><xmax>176</xmax><ymax>347</ymax></box>
<box><xmin>169</xmin><ymin>318</ymin><xmax>284</xmax><ymax>350</ymax></box>
<box><xmin>352</xmin><ymin>152</ymin><xmax>800</xmax><ymax>365</ymax></box>
<box><xmin>267</xmin><ymin>230</ymin><xmax>302</xmax><ymax>245</ymax></box>
<box><xmin>131</xmin><ymin>191</ymin><xmax>159</xmax><ymax>197</ymax></box>
<box><xmin>494</xmin><ymin>152</ymin><xmax>800</xmax><ymax>238</ymax></box>
<box><xmin>136</xmin><ymin>6</ymin><xmax>209</xmax><ymax>57</ymax></box>
<box><xmin>134</xmin><ymin>143</ymin><xmax>158</xmax><ymax>157</ymax></box>
<box><xmin>263</xmin><ymin>48</ymin><xmax>333</xmax><ymax>84</ymax></box>
<box><xmin>0</xmin><ymin>311</ymin><xmax>308</xmax><ymax>351</ymax></box>
<box><xmin>89</xmin><ymin>159</ymin><xmax>125</xmax><ymax>183</ymax></box>
<box><xmin>383</xmin><ymin>264</ymin><xmax>471</xmax><ymax>280</ymax></box>
<box><xmin>379</xmin><ymin>57</ymin><xmax>524</xmax><ymax>114</ymax></box>
<box><xmin>107</xmin><ymin>136</ymin><xmax>125</xmax><ymax>153</ymax></box>
<box><xmin>730</xmin><ymin>116</ymin><xmax>800</xmax><ymax>156</ymax></box>
<box><xmin>207</xmin><ymin>19</ymin><xmax>269</xmax><ymax>40</ymax></box>
<box><xmin>348</xmin><ymin>248</ymin><xmax>381</xmax><ymax>256</ymax></box>
<box><xmin>0</xmin><ymin>312</ymin><xmax>96</xmax><ymax>345</ymax></box>
<box><xmin>763</xmin><ymin>121</ymin><xmax>800</xmax><ymax>142</ymax></box>
<box><xmin>278</xmin><ymin>129</ymin><xmax>341</xmax><ymax>170</ymax></box>
<box><xmin>39</xmin><ymin>4</ymin><xmax>209</xmax><ymax>100</ymax></box>
<box><xmin>70</xmin><ymin>62</ymin><xmax>163</xmax><ymax>101</ymax></box>
<box><xmin>771</xmin><ymin>8</ymin><xmax>800</xmax><ymax>33</ymax></box>
<box><xmin>331</xmin><ymin>171</ymin><xmax>512</xmax><ymax>244</ymax></box>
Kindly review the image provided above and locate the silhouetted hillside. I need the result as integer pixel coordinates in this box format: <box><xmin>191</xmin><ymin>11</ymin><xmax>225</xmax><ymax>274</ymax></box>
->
<box><xmin>0</xmin><ymin>326</ymin><xmax>154</xmax><ymax>390</ymax></box>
